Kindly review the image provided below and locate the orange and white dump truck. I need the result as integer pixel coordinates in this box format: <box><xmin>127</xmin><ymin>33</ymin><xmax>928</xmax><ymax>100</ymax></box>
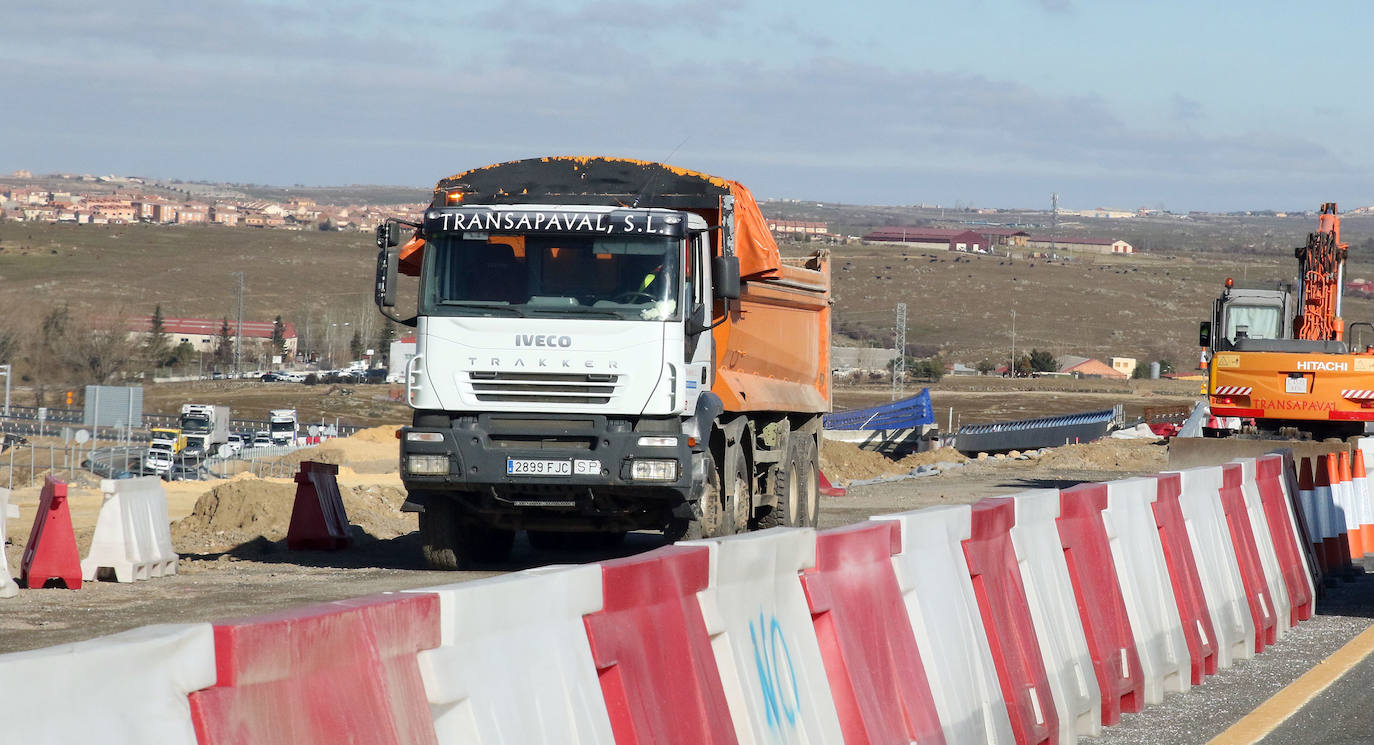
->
<box><xmin>1201</xmin><ymin>203</ymin><xmax>1374</xmax><ymax>439</ymax></box>
<box><xmin>374</xmin><ymin>157</ymin><xmax>831</xmax><ymax>568</ymax></box>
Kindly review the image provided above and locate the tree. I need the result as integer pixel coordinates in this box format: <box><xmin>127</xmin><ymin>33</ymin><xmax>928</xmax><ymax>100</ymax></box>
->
<box><xmin>349</xmin><ymin>329</ymin><xmax>364</xmax><ymax>360</ymax></box>
<box><xmin>145</xmin><ymin>304</ymin><xmax>169</xmax><ymax>368</ymax></box>
<box><xmin>1028</xmin><ymin>349</ymin><xmax>1058</xmax><ymax>373</ymax></box>
<box><xmin>975</xmin><ymin>359</ymin><xmax>996</xmax><ymax>376</ymax></box>
<box><xmin>167</xmin><ymin>340</ymin><xmax>196</xmax><ymax>368</ymax></box>
<box><xmin>214</xmin><ymin>318</ymin><xmax>233</xmax><ymax>365</ymax></box>
<box><xmin>373</xmin><ymin>319</ymin><xmax>398</xmax><ymax>368</ymax></box>
<box><xmin>271</xmin><ymin>315</ymin><xmax>286</xmax><ymax>359</ymax></box>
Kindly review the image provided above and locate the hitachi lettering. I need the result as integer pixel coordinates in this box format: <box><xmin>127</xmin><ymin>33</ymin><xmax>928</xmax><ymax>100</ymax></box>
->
<box><xmin>1296</xmin><ymin>360</ymin><xmax>1347</xmax><ymax>371</ymax></box>
<box><xmin>515</xmin><ymin>334</ymin><xmax>572</xmax><ymax>348</ymax></box>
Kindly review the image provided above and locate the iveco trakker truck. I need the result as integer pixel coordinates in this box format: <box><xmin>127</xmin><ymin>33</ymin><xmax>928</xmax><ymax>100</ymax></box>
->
<box><xmin>374</xmin><ymin>157</ymin><xmax>831</xmax><ymax>569</ymax></box>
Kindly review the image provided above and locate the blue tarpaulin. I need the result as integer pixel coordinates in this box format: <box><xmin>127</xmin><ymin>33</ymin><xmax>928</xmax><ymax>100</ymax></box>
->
<box><xmin>824</xmin><ymin>389</ymin><xmax>935</xmax><ymax>431</ymax></box>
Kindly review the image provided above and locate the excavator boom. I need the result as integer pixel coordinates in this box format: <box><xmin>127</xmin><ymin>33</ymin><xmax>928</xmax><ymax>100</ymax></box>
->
<box><xmin>1294</xmin><ymin>202</ymin><xmax>1347</xmax><ymax>341</ymax></box>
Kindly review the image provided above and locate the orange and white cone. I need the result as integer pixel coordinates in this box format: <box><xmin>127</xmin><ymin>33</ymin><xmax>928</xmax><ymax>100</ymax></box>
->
<box><xmin>1339</xmin><ymin>451</ymin><xmax>1363</xmax><ymax>561</ymax></box>
<box><xmin>1356</xmin><ymin>451</ymin><xmax>1374</xmax><ymax>557</ymax></box>
<box><xmin>1318</xmin><ymin>455</ymin><xmax>1343</xmax><ymax>572</ymax></box>
<box><xmin>1299</xmin><ymin>457</ymin><xmax>1322</xmax><ymax>567</ymax></box>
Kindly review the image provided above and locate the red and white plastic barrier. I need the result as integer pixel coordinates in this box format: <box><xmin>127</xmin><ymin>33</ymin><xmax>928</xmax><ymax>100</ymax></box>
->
<box><xmin>801</xmin><ymin>521</ymin><xmax>946</xmax><ymax>745</ymax></box>
<box><xmin>0</xmin><ymin>487</ymin><xmax>17</xmax><ymax>598</ymax></box>
<box><xmin>0</xmin><ymin>446</ymin><xmax>1326</xmax><ymax>744</ymax></box>
<box><xmin>82</xmin><ymin>476</ymin><xmax>180</xmax><ymax>582</ymax></box>
<box><xmin>875</xmin><ymin>505</ymin><xmax>1017</xmax><ymax>745</ymax></box>
<box><xmin>584</xmin><ymin>544</ymin><xmax>739</xmax><ymax>745</ymax></box>
<box><xmin>685</xmin><ymin>527</ymin><xmax>846</xmax><ymax>745</ymax></box>
<box><xmin>1099</xmin><ymin>478</ymin><xmax>1191</xmax><ymax>704</ymax></box>
<box><xmin>188</xmin><ymin>593</ymin><xmax>440</xmax><ymax>745</ymax></box>
<box><xmin>0</xmin><ymin>623</ymin><xmax>215</xmax><ymax>744</ymax></box>
<box><xmin>1171</xmin><ymin>466</ymin><xmax>1256</xmax><ymax>667</ymax></box>
<box><xmin>412</xmin><ymin>565</ymin><xmax>614</xmax><ymax>744</ymax></box>
<box><xmin>1005</xmin><ymin>489</ymin><xmax>1102</xmax><ymax>745</ymax></box>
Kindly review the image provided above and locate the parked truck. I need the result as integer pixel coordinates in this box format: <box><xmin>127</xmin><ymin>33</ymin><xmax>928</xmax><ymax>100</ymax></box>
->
<box><xmin>180</xmin><ymin>404</ymin><xmax>230</xmax><ymax>456</ymax></box>
<box><xmin>268</xmin><ymin>408</ymin><xmax>298</xmax><ymax>446</ymax></box>
<box><xmin>374</xmin><ymin>156</ymin><xmax>831</xmax><ymax>569</ymax></box>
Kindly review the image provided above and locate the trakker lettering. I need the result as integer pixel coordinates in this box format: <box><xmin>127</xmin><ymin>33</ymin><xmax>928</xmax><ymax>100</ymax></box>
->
<box><xmin>424</xmin><ymin>209</ymin><xmax>682</xmax><ymax>237</ymax></box>
<box><xmin>1295</xmin><ymin>360</ymin><xmax>1347</xmax><ymax>371</ymax></box>
<box><xmin>515</xmin><ymin>334</ymin><xmax>572</xmax><ymax>348</ymax></box>
<box><xmin>469</xmin><ymin>357</ymin><xmax>619</xmax><ymax>370</ymax></box>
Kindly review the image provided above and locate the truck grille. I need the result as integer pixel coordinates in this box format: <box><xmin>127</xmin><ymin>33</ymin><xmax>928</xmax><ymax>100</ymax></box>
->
<box><xmin>467</xmin><ymin>371</ymin><xmax>621</xmax><ymax>405</ymax></box>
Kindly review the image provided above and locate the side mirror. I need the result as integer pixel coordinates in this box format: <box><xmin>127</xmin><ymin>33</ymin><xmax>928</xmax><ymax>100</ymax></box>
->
<box><xmin>1198</xmin><ymin>321</ymin><xmax>1211</xmax><ymax>348</ymax></box>
<box><xmin>375</xmin><ymin>247</ymin><xmax>398</xmax><ymax>308</ymax></box>
<box><xmin>376</xmin><ymin>221</ymin><xmax>402</xmax><ymax>249</ymax></box>
<box><xmin>712</xmin><ymin>255</ymin><xmax>740</xmax><ymax>300</ymax></box>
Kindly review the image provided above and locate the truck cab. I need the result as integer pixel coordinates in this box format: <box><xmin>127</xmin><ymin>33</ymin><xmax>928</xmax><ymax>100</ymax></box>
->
<box><xmin>376</xmin><ymin>157</ymin><xmax>830</xmax><ymax>570</ymax></box>
<box><xmin>268</xmin><ymin>409</ymin><xmax>298</xmax><ymax>446</ymax></box>
<box><xmin>149</xmin><ymin>427</ymin><xmax>185</xmax><ymax>454</ymax></box>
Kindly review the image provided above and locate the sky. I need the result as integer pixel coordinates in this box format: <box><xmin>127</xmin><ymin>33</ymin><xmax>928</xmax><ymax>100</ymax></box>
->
<box><xmin>4</xmin><ymin>0</ymin><xmax>1371</xmax><ymax>212</ymax></box>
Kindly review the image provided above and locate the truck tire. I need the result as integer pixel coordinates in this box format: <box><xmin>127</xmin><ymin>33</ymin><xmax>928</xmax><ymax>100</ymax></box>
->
<box><xmin>664</xmin><ymin>450</ymin><xmax>726</xmax><ymax>541</ymax></box>
<box><xmin>763</xmin><ymin>432</ymin><xmax>819</xmax><ymax>528</ymax></box>
<box><xmin>419</xmin><ymin>497</ymin><xmax>515</xmax><ymax>570</ymax></box>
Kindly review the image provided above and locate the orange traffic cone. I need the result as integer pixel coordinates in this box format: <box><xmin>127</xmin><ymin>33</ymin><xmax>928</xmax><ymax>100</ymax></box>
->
<box><xmin>1299</xmin><ymin>457</ymin><xmax>1322</xmax><ymax>570</ymax></box>
<box><xmin>1340</xmin><ymin>451</ymin><xmax>1363</xmax><ymax>562</ymax></box>
<box><xmin>1320</xmin><ymin>455</ymin><xmax>1344</xmax><ymax>573</ymax></box>
<box><xmin>1356</xmin><ymin>451</ymin><xmax>1374</xmax><ymax>557</ymax></box>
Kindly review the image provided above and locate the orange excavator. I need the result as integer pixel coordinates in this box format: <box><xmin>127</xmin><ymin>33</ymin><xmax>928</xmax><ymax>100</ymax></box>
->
<box><xmin>1201</xmin><ymin>203</ymin><xmax>1374</xmax><ymax>438</ymax></box>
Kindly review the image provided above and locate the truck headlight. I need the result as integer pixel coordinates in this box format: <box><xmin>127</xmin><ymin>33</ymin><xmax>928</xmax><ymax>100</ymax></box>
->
<box><xmin>406</xmin><ymin>454</ymin><xmax>449</xmax><ymax>475</ymax></box>
<box><xmin>630</xmin><ymin>459</ymin><xmax>679</xmax><ymax>481</ymax></box>
<box><xmin>636</xmin><ymin>436</ymin><xmax>679</xmax><ymax>447</ymax></box>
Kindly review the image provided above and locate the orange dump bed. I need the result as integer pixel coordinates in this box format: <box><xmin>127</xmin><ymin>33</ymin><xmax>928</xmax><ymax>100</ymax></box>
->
<box><xmin>712</xmin><ymin>254</ymin><xmax>831</xmax><ymax>414</ymax></box>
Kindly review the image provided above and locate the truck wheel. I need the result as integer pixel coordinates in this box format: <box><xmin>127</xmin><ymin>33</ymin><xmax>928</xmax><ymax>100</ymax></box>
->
<box><xmin>721</xmin><ymin>441</ymin><xmax>750</xmax><ymax>535</ymax></box>
<box><xmin>419</xmin><ymin>498</ymin><xmax>514</xmax><ymax>570</ymax></box>
<box><xmin>795</xmin><ymin>433</ymin><xmax>820</xmax><ymax>528</ymax></box>
<box><xmin>664</xmin><ymin>450</ymin><xmax>726</xmax><ymax>541</ymax></box>
<box><xmin>764</xmin><ymin>433</ymin><xmax>818</xmax><ymax>528</ymax></box>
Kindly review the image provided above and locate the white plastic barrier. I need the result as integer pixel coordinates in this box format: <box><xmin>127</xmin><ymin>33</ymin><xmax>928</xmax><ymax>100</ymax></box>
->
<box><xmin>1232</xmin><ymin>458</ymin><xmax>1293</xmax><ymax>638</ymax></box>
<box><xmin>874</xmin><ymin>506</ymin><xmax>1016</xmax><ymax>745</ymax></box>
<box><xmin>1170</xmin><ymin>466</ymin><xmax>1255</xmax><ymax>668</ymax></box>
<box><xmin>685</xmin><ymin>527</ymin><xmax>845</xmax><ymax>745</ymax></box>
<box><xmin>1101</xmin><ymin>478</ymin><xmax>1191</xmax><ymax>703</ymax></box>
<box><xmin>0</xmin><ymin>487</ymin><xmax>17</xmax><ymax>598</ymax></box>
<box><xmin>81</xmin><ymin>477</ymin><xmax>179</xmax><ymax>582</ymax></box>
<box><xmin>410</xmin><ymin>565</ymin><xmax>614</xmax><ymax>744</ymax></box>
<box><xmin>1007</xmin><ymin>489</ymin><xmax>1101</xmax><ymax>745</ymax></box>
<box><xmin>0</xmin><ymin>623</ymin><xmax>215</xmax><ymax>744</ymax></box>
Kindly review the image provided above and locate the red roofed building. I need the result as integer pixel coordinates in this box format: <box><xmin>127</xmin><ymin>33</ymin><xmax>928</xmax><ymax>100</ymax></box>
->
<box><xmin>128</xmin><ymin>316</ymin><xmax>298</xmax><ymax>357</ymax></box>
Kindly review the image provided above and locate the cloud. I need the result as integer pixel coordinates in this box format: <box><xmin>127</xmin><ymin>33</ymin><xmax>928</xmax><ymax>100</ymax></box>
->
<box><xmin>0</xmin><ymin>3</ymin><xmax>1364</xmax><ymax>210</ymax></box>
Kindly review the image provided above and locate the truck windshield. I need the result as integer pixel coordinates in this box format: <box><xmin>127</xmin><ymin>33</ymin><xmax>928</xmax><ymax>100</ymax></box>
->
<box><xmin>269</xmin><ymin>421</ymin><xmax>294</xmax><ymax>433</ymax></box>
<box><xmin>181</xmin><ymin>415</ymin><xmax>210</xmax><ymax>431</ymax></box>
<box><xmin>1225</xmin><ymin>304</ymin><xmax>1282</xmax><ymax>343</ymax></box>
<box><xmin>421</xmin><ymin>234</ymin><xmax>680</xmax><ymax>321</ymax></box>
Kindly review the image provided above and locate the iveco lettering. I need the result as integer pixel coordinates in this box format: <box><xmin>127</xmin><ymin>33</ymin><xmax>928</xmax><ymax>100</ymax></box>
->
<box><xmin>373</xmin><ymin>157</ymin><xmax>832</xmax><ymax>569</ymax></box>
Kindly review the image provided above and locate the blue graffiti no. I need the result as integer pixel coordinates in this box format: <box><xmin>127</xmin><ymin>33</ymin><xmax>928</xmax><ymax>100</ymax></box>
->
<box><xmin>750</xmin><ymin>611</ymin><xmax>801</xmax><ymax>729</ymax></box>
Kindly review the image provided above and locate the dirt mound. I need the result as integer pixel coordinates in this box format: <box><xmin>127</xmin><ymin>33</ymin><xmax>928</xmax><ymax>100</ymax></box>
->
<box><xmin>348</xmin><ymin>425</ymin><xmax>401</xmax><ymax>443</ymax></box>
<box><xmin>273</xmin><ymin>428</ymin><xmax>400</xmax><ymax>474</ymax></box>
<box><xmin>820</xmin><ymin>440</ymin><xmax>904</xmax><ymax>482</ymax></box>
<box><xmin>1035</xmin><ymin>438</ymin><xmax>1167</xmax><ymax>471</ymax></box>
<box><xmin>170</xmin><ymin>474</ymin><xmax>415</xmax><ymax>553</ymax></box>
<box><xmin>895</xmin><ymin>448</ymin><xmax>969</xmax><ymax>469</ymax></box>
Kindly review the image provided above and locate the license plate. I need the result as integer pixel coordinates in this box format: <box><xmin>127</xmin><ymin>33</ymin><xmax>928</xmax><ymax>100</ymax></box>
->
<box><xmin>506</xmin><ymin>458</ymin><xmax>571</xmax><ymax>476</ymax></box>
<box><xmin>1285</xmin><ymin>376</ymin><xmax>1307</xmax><ymax>394</ymax></box>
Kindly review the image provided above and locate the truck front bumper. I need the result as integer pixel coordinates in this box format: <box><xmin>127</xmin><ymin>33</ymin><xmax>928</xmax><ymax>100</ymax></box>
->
<box><xmin>399</xmin><ymin>413</ymin><xmax>695</xmax><ymax>528</ymax></box>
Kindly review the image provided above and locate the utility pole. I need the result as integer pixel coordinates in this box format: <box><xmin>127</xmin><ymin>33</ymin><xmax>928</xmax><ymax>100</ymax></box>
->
<box><xmin>232</xmin><ymin>271</ymin><xmax>245</xmax><ymax>376</ymax></box>
<box><xmin>1011</xmin><ymin>309</ymin><xmax>1017</xmax><ymax>377</ymax></box>
<box><xmin>892</xmin><ymin>303</ymin><xmax>907</xmax><ymax>400</ymax></box>
<box><xmin>1050</xmin><ymin>192</ymin><xmax>1060</xmax><ymax>260</ymax></box>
